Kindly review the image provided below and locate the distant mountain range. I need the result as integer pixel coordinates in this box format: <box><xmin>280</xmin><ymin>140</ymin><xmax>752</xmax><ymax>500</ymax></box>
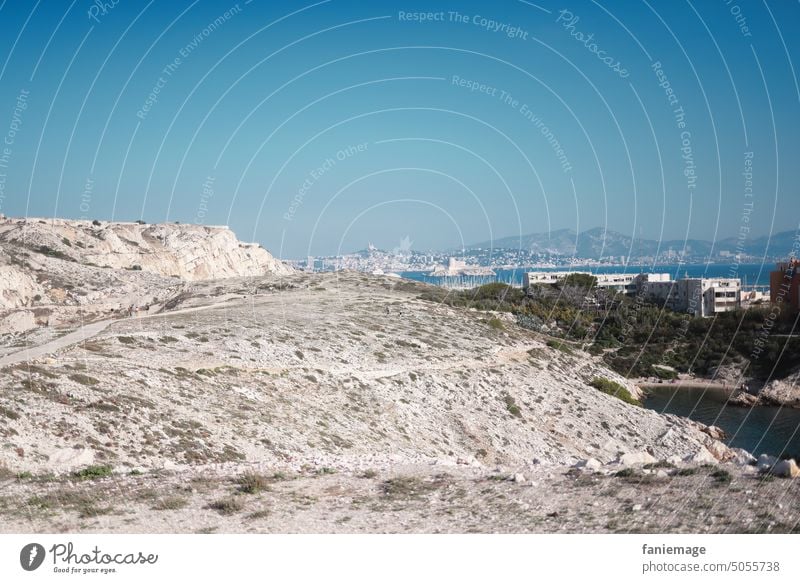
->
<box><xmin>466</xmin><ymin>227</ymin><xmax>798</xmax><ymax>259</ymax></box>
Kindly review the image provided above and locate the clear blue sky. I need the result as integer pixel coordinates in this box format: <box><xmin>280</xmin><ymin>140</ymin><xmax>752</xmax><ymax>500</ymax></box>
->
<box><xmin>0</xmin><ymin>0</ymin><xmax>798</xmax><ymax>258</ymax></box>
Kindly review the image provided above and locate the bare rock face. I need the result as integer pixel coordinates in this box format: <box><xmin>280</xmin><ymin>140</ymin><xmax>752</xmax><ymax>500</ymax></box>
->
<box><xmin>0</xmin><ymin>251</ymin><xmax>45</xmax><ymax>309</ymax></box>
<box><xmin>728</xmin><ymin>389</ymin><xmax>759</xmax><ymax>407</ymax></box>
<box><xmin>758</xmin><ymin>369</ymin><xmax>800</xmax><ymax>408</ymax></box>
<box><xmin>0</xmin><ymin>217</ymin><xmax>292</xmax><ymax>283</ymax></box>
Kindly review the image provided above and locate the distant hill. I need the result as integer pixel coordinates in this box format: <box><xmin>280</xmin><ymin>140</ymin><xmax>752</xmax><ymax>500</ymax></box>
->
<box><xmin>467</xmin><ymin>227</ymin><xmax>798</xmax><ymax>259</ymax></box>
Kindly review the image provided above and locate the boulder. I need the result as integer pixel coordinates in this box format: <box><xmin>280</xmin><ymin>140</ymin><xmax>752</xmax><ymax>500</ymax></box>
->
<box><xmin>757</xmin><ymin>365</ymin><xmax>800</xmax><ymax>408</ymax></box>
<box><xmin>705</xmin><ymin>440</ymin><xmax>729</xmax><ymax>461</ymax></box>
<box><xmin>757</xmin><ymin>453</ymin><xmax>778</xmax><ymax>472</ymax></box>
<box><xmin>617</xmin><ymin>451</ymin><xmax>656</xmax><ymax>466</ymax></box>
<box><xmin>574</xmin><ymin>458</ymin><xmax>602</xmax><ymax>471</ymax></box>
<box><xmin>685</xmin><ymin>448</ymin><xmax>718</xmax><ymax>465</ymax></box>
<box><xmin>701</xmin><ymin>425</ymin><xmax>727</xmax><ymax>440</ymax></box>
<box><xmin>727</xmin><ymin>448</ymin><xmax>756</xmax><ymax>466</ymax></box>
<box><xmin>769</xmin><ymin>459</ymin><xmax>800</xmax><ymax>479</ymax></box>
<box><xmin>728</xmin><ymin>389</ymin><xmax>759</xmax><ymax>408</ymax></box>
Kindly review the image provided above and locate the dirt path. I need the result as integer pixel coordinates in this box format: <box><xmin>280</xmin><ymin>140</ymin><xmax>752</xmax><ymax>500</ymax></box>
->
<box><xmin>0</xmin><ymin>298</ymin><xmax>242</xmax><ymax>368</ymax></box>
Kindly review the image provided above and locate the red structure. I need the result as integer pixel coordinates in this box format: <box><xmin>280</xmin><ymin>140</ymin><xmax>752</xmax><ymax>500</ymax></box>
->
<box><xmin>770</xmin><ymin>259</ymin><xmax>800</xmax><ymax>311</ymax></box>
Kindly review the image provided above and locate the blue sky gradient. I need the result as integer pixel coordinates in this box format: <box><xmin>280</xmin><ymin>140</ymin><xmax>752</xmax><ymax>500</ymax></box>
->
<box><xmin>0</xmin><ymin>0</ymin><xmax>798</xmax><ymax>258</ymax></box>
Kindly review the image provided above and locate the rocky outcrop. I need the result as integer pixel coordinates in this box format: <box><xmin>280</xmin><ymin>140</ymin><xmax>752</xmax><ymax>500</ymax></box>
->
<box><xmin>757</xmin><ymin>454</ymin><xmax>800</xmax><ymax>478</ymax></box>
<box><xmin>758</xmin><ymin>369</ymin><xmax>800</xmax><ymax>408</ymax></box>
<box><xmin>728</xmin><ymin>388</ymin><xmax>760</xmax><ymax>407</ymax></box>
<box><xmin>0</xmin><ymin>251</ymin><xmax>45</xmax><ymax>309</ymax></box>
<box><xmin>0</xmin><ymin>216</ymin><xmax>292</xmax><ymax>282</ymax></box>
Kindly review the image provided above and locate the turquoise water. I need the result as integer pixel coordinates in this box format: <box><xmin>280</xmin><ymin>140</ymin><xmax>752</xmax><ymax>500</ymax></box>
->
<box><xmin>644</xmin><ymin>387</ymin><xmax>800</xmax><ymax>458</ymax></box>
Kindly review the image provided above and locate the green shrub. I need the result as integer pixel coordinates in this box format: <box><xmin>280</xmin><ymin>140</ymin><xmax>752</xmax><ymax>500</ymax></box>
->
<box><xmin>487</xmin><ymin>317</ymin><xmax>504</xmax><ymax>330</ymax></box>
<box><xmin>589</xmin><ymin>377</ymin><xmax>640</xmax><ymax>406</ymax></box>
<box><xmin>651</xmin><ymin>366</ymin><xmax>678</xmax><ymax>380</ymax></box>
<box><xmin>547</xmin><ymin>339</ymin><xmax>574</xmax><ymax>355</ymax></box>
<box><xmin>502</xmin><ymin>393</ymin><xmax>522</xmax><ymax>418</ymax></box>
<box><xmin>72</xmin><ymin>465</ymin><xmax>113</xmax><ymax>480</ymax></box>
<box><xmin>711</xmin><ymin>469</ymin><xmax>732</xmax><ymax>484</ymax></box>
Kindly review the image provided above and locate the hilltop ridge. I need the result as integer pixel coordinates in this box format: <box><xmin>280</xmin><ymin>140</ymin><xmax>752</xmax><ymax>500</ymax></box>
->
<box><xmin>0</xmin><ymin>216</ymin><xmax>292</xmax><ymax>333</ymax></box>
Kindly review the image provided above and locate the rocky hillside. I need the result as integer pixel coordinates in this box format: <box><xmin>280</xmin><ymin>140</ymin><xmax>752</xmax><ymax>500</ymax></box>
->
<box><xmin>0</xmin><ymin>272</ymin><xmax>737</xmax><ymax>475</ymax></box>
<box><xmin>0</xmin><ymin>217</ymin><xmax>291</xmax><ymax>297</ymax></box>
<box><xmin>0</xmin><ymin>216</ymin><xmax>292</xmax><ymax>334</ymax></box>
<box><xmin>0</xmin><ymin>272</ymin><xmax>794</xmax><ymax>534</ymax></box>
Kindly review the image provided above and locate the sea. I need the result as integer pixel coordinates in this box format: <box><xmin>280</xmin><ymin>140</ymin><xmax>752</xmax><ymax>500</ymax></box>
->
<box><xmin>400</xmin><ymin>263</ymin><xmax>774</xmax><ymax>288</ymax></box>
<box><xmin>644</xmin><ymin>387</ymin><xmax>800</xmax><ymax>458</ymax></box>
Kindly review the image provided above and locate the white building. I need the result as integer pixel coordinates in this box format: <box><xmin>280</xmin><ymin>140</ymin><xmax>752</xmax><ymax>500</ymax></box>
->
<box><xmin>522</xmin><ymin>270</ymin><xmax>740</xmax><ymax>317</ymax></box>
<box><xmin>523</xmin><ymin>270</ymin><xmax>590</xmax><ymax>287</ymax></box>
<box><xmin>523</xmin><ymin>271</ymin><xmax>670</xmax><ymax>296</ymax></box>
<box><xmin>645</xmin><ymin>277</ymin><xmax>740</xmax><ymax>317</ymax></box>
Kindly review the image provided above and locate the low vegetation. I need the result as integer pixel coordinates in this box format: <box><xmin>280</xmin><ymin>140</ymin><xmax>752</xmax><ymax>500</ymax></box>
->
<box><xmin>72</xmin><ymin>465</ymin><xmax>113</xmax><ymax>480</ymax></box>
<box><xmin>419</xmin><ymin>282</ymin><xmax>800</xmax><ymax>382</ymax></box>
<box><xmin>589</xmin><ymin>377</ymin><xmax>641</xmax><ymax>407</ymax></box>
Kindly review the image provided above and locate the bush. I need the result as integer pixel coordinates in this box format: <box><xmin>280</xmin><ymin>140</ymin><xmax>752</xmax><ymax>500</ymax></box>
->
<box><xmin>711</xmin><ymin>469</ymin><xmax>732</xmax><ymax>484</ymax></box>
<box><xmin>236</xmin><ymin>472</ymin><xmax>271</xmax><ymax>494</ymax></box>
<box><xmin>209</xmin><ymin>496</ymin><xmax>244</xmax><ymax>515</ymax></box>
<box><xmin>502</xmin><ymin>393</ymin><xmax>522</xmax><ymax>418</ymax></box>
<box><xmin>589</xmin><ymin>377</ymin><xmax>640</xmax><ymax>406</ymax></box>
<box><xmin>487</xmin><ymin>317</ymin><xmax>504</xmax><ymax>330</ymax></box>
<box><xmin>72</xmin><ymin>465</ymin><xmax>113</xmax><ymax>480</ymax></box>
<box><xmin>153</xmin><ymin>496</ymin><xmax>188</xmax><ymax>510</ymax></box>
<box><xmin>547</xmin><ymin>339</ymin><xmax>574</xmax><ymax>355</ymax></box>
<box><xmin>36</xmin><ymin>245</ymin><xmax>69</xmax><ymax>260</ymax></box>
<box><xmin>651</xmin><ymin>366</ymin><xmax>678</xmax><ymax>380</ymax></box>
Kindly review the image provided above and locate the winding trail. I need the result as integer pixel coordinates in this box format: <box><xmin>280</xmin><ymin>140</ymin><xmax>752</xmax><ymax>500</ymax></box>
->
<box><xmin>0</xmin><ymin>297</ymin><xmax>242</xmax><ymax>368</ymax></box>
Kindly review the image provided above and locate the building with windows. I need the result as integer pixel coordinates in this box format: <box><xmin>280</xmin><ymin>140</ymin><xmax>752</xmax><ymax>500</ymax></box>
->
<box><xmin>523</xmin><ymin>271</ymin><xmax>670</xmax><ymax>296</ymax></box>
<box><xmin>645</xmin><ymin>277</ymin><xmax>740</xmax><ymax>317</ymax></box>
<box><xmin>522</xmin><ymin>270</ymin><xmax>740</xmax><ymax>317</ymax></box>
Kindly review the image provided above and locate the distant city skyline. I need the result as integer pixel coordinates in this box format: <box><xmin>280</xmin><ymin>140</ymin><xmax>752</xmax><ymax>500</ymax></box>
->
<box><xmin>0</xmin><ymin>1</ymin><xmax>798</xmax><ymax>259</ymax></box>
